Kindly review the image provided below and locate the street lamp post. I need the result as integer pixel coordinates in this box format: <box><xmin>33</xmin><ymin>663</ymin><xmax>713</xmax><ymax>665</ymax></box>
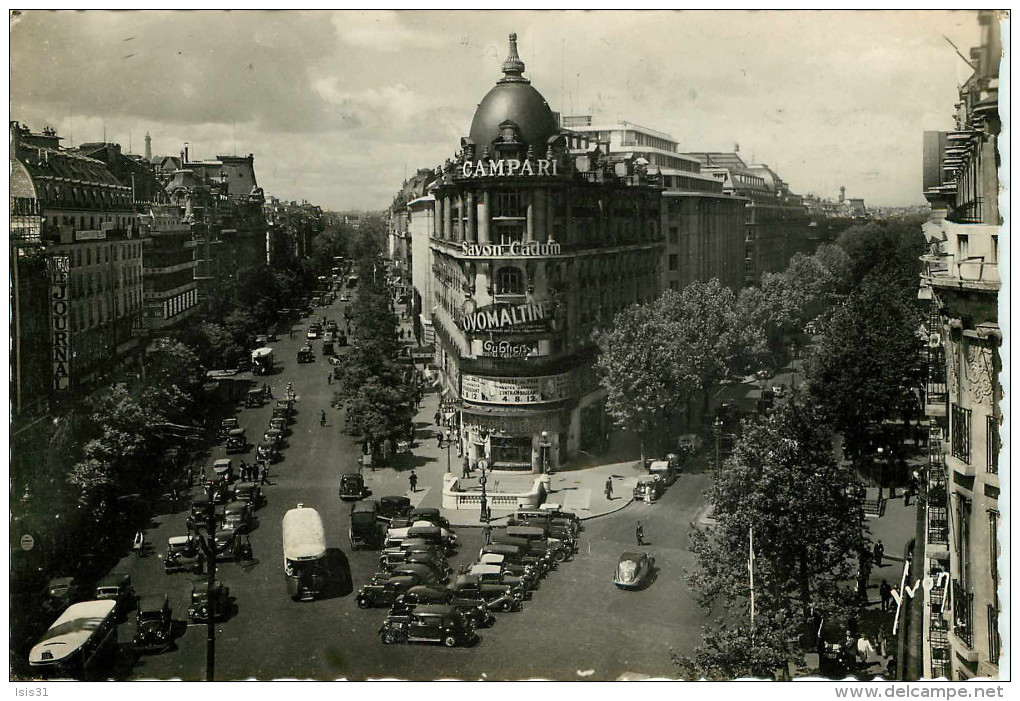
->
<box><xmin>713</xmin><ymin>417</ymin><xmax>723</xmax><ymax>480</ymax></box>
<box><xmin>192</xmin><ymin>481</ymin><xmax>241</xmax><ymax>682</ymax></box>
<box><xmin>539</xmin><ymin>430</ymin><xmax>552</xmax><ymax>475</ymax></box>
<box><xmin>478</xmin><ymin>429</ymin><xmax>490</xmax><ymax>523</ymax></box>
<box><xmin>445</xmin><ymin>428</ymin><xmax>452</xmax><ymax>474</ymax></box>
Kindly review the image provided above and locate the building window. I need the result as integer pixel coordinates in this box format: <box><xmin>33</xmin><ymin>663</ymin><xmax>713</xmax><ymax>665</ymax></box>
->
<box><xmin>494</xmin><ymin>190</ymin><xmax>522</xmax><ymax>218</ymax></box>
<box><xmin>988</xmin><ymin>604</ymin><xmax>1000</xmax><ymax>664</ymax></box>
<box><xmin>986</xmin><ymin>415</ymin><xmax>999</xmax><ymax>473</ymax></box>
<box><xmin>669</xmin><ymin>226</ymin><xmax>678</xmax><ymax>244</ymax></box>
<box><xmin>951</xmin><ymin>404</ymin><xmax>971</xmax><ymax>463</ymax></box>
<box><xmin>87</xmin><ymin>248</ymin><xmax>92</xmax><ymax>266</ymax></box>
<box><xmin>495</xmin><ymin>266</ymin><xmax>523</xmax><ymax>296</ymax></box>
<box><xmin>957</xmin><ymin>234</ymin><xmax>969</xmax><ymax>260</ymax></box>
<box><xmin>668</xmin><ymin>254</ymin><xmax>679</xmax><ymax>271</ymax></box>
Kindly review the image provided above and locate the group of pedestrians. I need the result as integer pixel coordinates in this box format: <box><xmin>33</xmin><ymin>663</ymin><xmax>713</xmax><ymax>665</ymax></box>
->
<box><xmin>238</xmin><ymin>459</ymin><xmax>270</xmax><ymax>485</ymax></box>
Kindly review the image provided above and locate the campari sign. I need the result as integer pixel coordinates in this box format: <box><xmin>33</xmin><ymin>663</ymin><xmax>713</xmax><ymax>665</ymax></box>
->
<box><xmin>460</xmin><ymin>158</ymin><xmax>558</xmax><ymax>179</ymax></box>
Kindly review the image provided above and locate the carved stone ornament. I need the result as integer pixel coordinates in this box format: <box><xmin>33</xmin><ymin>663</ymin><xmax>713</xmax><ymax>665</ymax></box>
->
<box><xmin>967</xmin><ymin>343</ymin><xmax>995</xmax><ymax>406</ymax></box>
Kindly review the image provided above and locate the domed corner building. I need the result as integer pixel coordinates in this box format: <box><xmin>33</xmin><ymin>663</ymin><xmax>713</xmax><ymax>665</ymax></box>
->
<box><xmin>428</xmin><ymin>33</ymin><xmax>664</xmax><ymax>475</ymax></box>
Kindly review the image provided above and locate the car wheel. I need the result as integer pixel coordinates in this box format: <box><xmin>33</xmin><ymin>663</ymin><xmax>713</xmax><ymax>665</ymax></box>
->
<box><xmin>357</xmin><ymin>597</ymin><xmax>370</xmax><ymax>609</ymax></box>
<box><xmin>554</xmin><ymin>550</ymin><xmax>567</xmax><ymax>563</ymax></box>
<box><xmin>502</xmin><ymin>600</ymin><xmax>514</xmax><ymax>612</ymax></box>
<box><xmin>381</xmin><ymin>630</ymin><xmax>395</xmax><ymax>645</ymax></box>
<box><xmin>443</xmin><ymin>634</ymin><xmax>458</xmax><ymax>648</ymax></box>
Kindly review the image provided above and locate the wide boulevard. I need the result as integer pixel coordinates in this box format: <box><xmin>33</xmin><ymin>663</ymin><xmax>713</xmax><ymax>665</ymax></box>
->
<box><xmin>109</xmin><ymin>293</ymin><xmax>712</xmax><ymax>681</ymax></box>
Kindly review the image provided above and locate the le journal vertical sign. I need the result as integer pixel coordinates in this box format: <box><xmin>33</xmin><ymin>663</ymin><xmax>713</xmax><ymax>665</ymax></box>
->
<box><xmin>49</xmin><ymin>255</ymin><xmax>72</xmax><ymax>392</ymax></box>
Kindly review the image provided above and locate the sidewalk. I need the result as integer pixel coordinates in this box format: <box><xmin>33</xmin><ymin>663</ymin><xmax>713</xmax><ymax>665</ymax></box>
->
<box><xmin>359</xmin><ymin>370</ymin><xmax>645</xmax><ymax>527</ymax></box>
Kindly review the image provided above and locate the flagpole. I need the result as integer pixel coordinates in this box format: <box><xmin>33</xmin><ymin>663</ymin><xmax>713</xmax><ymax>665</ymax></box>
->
<box><xmin>749</xmin><ymin>526</ymin><xmax>756</xmax><ymax>629</ymax></box>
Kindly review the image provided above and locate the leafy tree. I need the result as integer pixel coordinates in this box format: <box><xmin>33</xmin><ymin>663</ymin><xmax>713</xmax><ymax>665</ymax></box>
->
<box><xmin>805</xmin><ymin>272</ymin><xmax>923</xmax><ymax>458</ymax></box>
<box><xmin>146</xmin><ymin>338</ymin><xmax>205</xmax><ymax>400</ymax></box>
<box><xmin>835</xmin><ymin>216</ymin><xmax>925</xmax><ymax>289</ymax></box>
<box><xmin>680</xmin><ymin>398</ymin><xmax>865</xmax><ymax>678</ymax></box>
<box><xmin>594</xmin><ymin>302</ymin><xmax>694</xmax><ymax>461</ymax></box>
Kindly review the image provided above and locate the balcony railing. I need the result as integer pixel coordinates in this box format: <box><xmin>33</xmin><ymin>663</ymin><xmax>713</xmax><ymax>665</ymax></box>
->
<box><xmin>927</xmin><ymin>505</ymin><xmax>949</xmax><ymax>546</ymax></box>
<box><xmin>952</xmin><ymin>580</ymin><xmax>974</xmax><ymax>648</ymax></box>
<box><xmin>947</xmin><ymin>198</ymin><xmax>983</xmax><ymax>224</ymax></box>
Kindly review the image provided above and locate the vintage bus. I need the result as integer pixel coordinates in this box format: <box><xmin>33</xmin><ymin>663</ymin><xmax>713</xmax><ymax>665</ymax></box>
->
<box><xmin>282</xmin><ymin>504</ymin><xmax>328</xmax><ymax>601</ymax></box>
<box><xmin>251</xmin><ymin>347</ymin><xmax>274</xmax><ymax>376</ymax></box>
<box><xmin>29</xmin><ymin>599</ymin><xmax>118</xmax><ymax>679</ymax></box>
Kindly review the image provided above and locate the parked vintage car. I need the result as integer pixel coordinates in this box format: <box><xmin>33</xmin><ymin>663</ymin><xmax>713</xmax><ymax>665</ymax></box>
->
<box><xmin>490</xmin><ymin>532</ymin><xmax>558</xmax><ymax>569</ymax></box>
<box><xmin>325</xmin><ymin>320</ymin><xmax>339</xmax><ymax>333</ymax></box>
<box><xmin>466</xmin><ymin>563</ymin><xmax>530</xmax><ymax>597</ymax></box>
<box><xmin>647</xmin><ymin>454</ymin><xmax>681</xmax><ymax>486</ymax></box>
<box><xmin>448</xmin><ymin>574</ymin><xmax>522</xmax><ymax>612</ymax></box>
<box><xmin>408</xmin><ymin>507</ymin><xmax>450</xmax><ymax>529</ymax></box>
<box><xmin>94</xmin><ymin>573</ymin><xmax>136</xmax><ymax>619</ymax></box>
<box><xmin>245</xmin><ymin>389</ymin><xmax>264</xmax><ymax>409</ymax></box>
<box><xmin>225</xmin><ymin>430</ymin><xmax>246</xmax><ymax>455</ymax></box>
<box><xmin>269</xmin><ymin>417</ymin><xmax>287</xmax><ymax>434</ymax></box>
<box><xmin>614</xmin><ymin>551</ymin><xmax>656</xmax><ymax>589</ymax></box>
<box><xmin>256</xmin><ymin>442</ymin><xmax>279</xmax><ymax>464</ymax></box>
<box><xmin>505</xmin><ymin>525</ymin><xmax>570</xmax><ymax>562</ymax></box>
<box><xmin>223</xmin><ymin>501</ymin><xmax>256</xmax><ymax>534</ymax></box>
<box><xmin>163</xmin><ymin>536</ymin><xmax>205</xmax><ymax>574</ymax></box>
<box><xmin>232</xmin><ymin>481</ymin><xmax>265</xmax><ymax>510</ymax></box>
<box><xmin>378</xmin><ymin>605</ymin><xmax>478</xmax><ymax>647</ymax></box>
<box><xmin>402</xmin><ymin>552</ymin><xmax>451</xmax><ymax>582</ymax></box>
<box><xmin>378</xmin><ymin>495</ymin><xmax>412</xmax><ymax>522</ymax></box>
<box><xmin>188</xmin><ymin>581</ymin><xmax>231</xmax><ymax>623</ymax></box>
<box><xmin>219</xmin><ymin>417</ymin><xmax>240</xmax><ymax>441</ymax></box>
<box><xmin>206</xmin><ymin>479</ymin><xmax>231</xmax><ymax>505</ymax></box>
<box><xmin>306</xmin><ymin>325</ymin><xmax>320</xmax><ymax>340</ymax></box>
<box><xmin>322</xmin><ymin>340</ymin><xmax>335</xmax><ymax>356</ymax></box>
<box><xmin>297</xmin><ymin>345</ymin><xmax>315</xmax><ymax>363</ymax></box>
<box><xmin>264</xmin><ymin>428</ymin><xmax>284</xmax><ymax>449</ymax></box>
<box><xmin>188</xmin><ymin>495</ymin><xmax>214</xmax><ymax>530</ymax></box>
<box><xmin>633</xmin><ymin>475</ymin><xmax>663</xmax><ymax>502</ymax></box>
<box><xmin>42</xmin><ymin>576</ymin><xmax>86</xmax><ymax>614</ymax></box>
<box><xmin>132</xmin><ymin>594</ymin><xmax>174</xmax><ymax>653</ymax></box>
<box><xmin>479</xmin><ymin>543</ymin><xmax>548</xmax><ymax>577</ymax></box>
<box><xmin>379</xmin><ymin>538</ymin><xmax>449</xmax><ymax>571</ymax></box>
<box><xmin>538</xmin><ymin>503</ymin><xmax>583</xmax><ymax>532</ymax></box>
<box><xmin>507</xmin><ymin>511</ymin><xmax>577</xmax><ymax>548</ymax></box>
<box><xmin>350</xmin><ymin>501</ymin><xmax>383</xmax><ymax>550</ymax></box>
<box><xmin>212</xmin><ymin>529</ymin><xmax>241</xmax><ymax>561</ymax></box>
<box><xmin>212</xmin><ymin>459</ymin><xmax>234</xmax><ymax>482</ymax></box>
<box><xmin>356</xmin><ymin>575</ymin><xmax>420</xmax><ymax>609</ymax></box>
<box><xmin>272</xmin><ymin>407</ymin><xmax>290</xmax><ymax>423</ymax></box>
<box><xmin>390</xmin><ymin>585</ymin><xmax>494</xmax><ymax>628</ymax></box>
<box><xmin>478</xmin><ymin>553</ymin><xmax>537</xmax><ymax>588</ymax></box>
<box><xmin>338</xmin><ymin>473</ymin><xmax>366</xmax><ymax>501</ymax></box>
<box><xmin>389</xmin><ymin>563</ymin><xmax>440</xmax><ymax>586</ymax></box>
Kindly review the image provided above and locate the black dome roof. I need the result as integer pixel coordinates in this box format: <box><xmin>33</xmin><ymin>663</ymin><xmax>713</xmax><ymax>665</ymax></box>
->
<box><xmin>468</xmin><ymin>34</ymin><xmax>559</xmax><ymax>154</ymax></box>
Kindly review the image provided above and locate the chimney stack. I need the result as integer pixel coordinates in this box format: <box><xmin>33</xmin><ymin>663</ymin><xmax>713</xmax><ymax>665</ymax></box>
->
<box><xmin>144</xmin><ymin>132</ymin><xmax>152</xmax><ymax>161</ymax></box>
<box><xmin>184</xmin><ymin>142</ymin><xmax>190</xmax><ymax>162</ymax></box>
<box><xmin>839</xmin><ymin>186</ymin><xmax>846</xmax><ymax>203</ymax></box>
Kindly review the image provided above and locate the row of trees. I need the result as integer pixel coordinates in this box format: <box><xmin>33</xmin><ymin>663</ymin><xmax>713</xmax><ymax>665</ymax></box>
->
<box><xmin>674</xmin><ymin>215</ymin><xmax>927</xmax><ymax>678</ymax></box>
<box><xmin>594</xmin><ymin>242</ymin><xmax>852</xmax><ymax>460</ymax></box>
<box><xmin>332</xmin><ymin>217</ymin><xmax>417</xmax><ymax>458</ymax></box>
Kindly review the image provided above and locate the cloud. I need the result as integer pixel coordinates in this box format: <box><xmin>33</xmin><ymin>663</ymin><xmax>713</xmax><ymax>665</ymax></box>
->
<box><xmin>330</xmin><ymin>11</ymin><xmax>448</xmax><ymax>52</ymax></box>
<box><xmin>9</xmin><ymin>10</ymin><xmax>988</xmax><ymax>209</ymax></box>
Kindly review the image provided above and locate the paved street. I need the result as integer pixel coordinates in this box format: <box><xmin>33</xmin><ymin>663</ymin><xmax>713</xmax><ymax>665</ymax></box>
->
<box><xmin>96</xmin><ymin>292</ymin><xmax>712</xmax><ymax>679</ymax></box>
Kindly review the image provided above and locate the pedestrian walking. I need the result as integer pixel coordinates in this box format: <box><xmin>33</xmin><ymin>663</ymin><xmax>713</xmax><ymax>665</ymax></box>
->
<box><xmin>434</xmin><ymin>410</ymin><xmax>442</xmax><ymax>426</ymax></box>
<box><xmin>873</xmin><ymin>540</ymin><xmax>885</xmax><ymax>568</ymax></box>
<box><xmin>320</xmin><ymin>410</ymin><xmax>327</xmax><ymax>427</ymax></box>
<box><xmin>327</xmin><ymin>372</ymin><xmax>332</xmax><ymax>385</ymax></box>
<box><xmin>643</xmin><ymin>485</ymin><xmax>652</xmax><ymax>505</ymax></box>
<box><xmin>879</xmin><ymin>580</ymin><xmax>893</xmax><ymax>611</ymax></box>
<box><xmin>605</xmin><ymin>477</ymin><xmax>614</xmax><ymax>501</ymax></box>
<box><xmin>636</xmin><ymin>521</ymin><xmax>645</xmax><ymax>546</ymax></box>
<box><xmin>260</xmin><ymin>464</ymin><xmax>269</xmax><ymax>485</ymax></box>
<box><xmin>436</xmin><ymin>432</ymin><xmax>444</xmax><ymax>449</ymax></box>
<box><xmin>409</xmin><ymin>470</ymin><xmax>418</xmax><ymax>493</ymax></box>
<box><xmin>289</xmin><ymin>329</ymin><xmax>294</xmax><ymax>340</ymax></box>
<box><xmin>133</xmin><ymin>531</ymin><xmax>145</xmax><ymax>558</ymax></box>
<box><xmin>483</xmin><ymin>523</ymin><xmax>492</xmax><ymax>545</ymax></box>
<box><xmin>462</xmin><ymin>457</ymin><xmax>471</xmax><ymax>479</ymax></box>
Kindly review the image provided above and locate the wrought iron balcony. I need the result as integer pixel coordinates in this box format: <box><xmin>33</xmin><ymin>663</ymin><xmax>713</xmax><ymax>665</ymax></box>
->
<box><xmin>952</xmin><ymin>580</ymin><xmax>974</xmax><ymax>648</ymax></box>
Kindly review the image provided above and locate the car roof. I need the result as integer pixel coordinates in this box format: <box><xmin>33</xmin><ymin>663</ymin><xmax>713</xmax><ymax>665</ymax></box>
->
<box><xmin>468</xmin><ymin>564</ymin><xmax>502</xmax><ymax>575</ymax></box>
<box><xmin>394</xmin><ymin>564</ymin><xmax>432</xmax><ymax>575</ymax></box>
<box><xmin>620</xmin><ymin>551</ymin><xmax>645</xmax><ymax>561</ymax></box>
<box><xmin>228</xmin><ymin>428</ymin><xmax>245</xmax><ymax>436</ymax></box>
<box><xmin>48</xmin><ymin>576</ymin><xmax>75</xmax><ymax>587</ymax></box>
<box><xmin>506</xmin><ymin>525</ymin><xmax>545</xmax><ymax>536</ymax></box>
<box><xmin>407</xmin><ymin>585</ymin><xmax>449</xmax><ymax>597</ymax></box>
<box><xmin>168</xmin><ymin>535</ymin><xmax>192</xmax><ymax>545</ymax></box>
<box><xmin>351</xmin><ymin>500</ymin><xmax>377</xmax><ymax>513</ymax></box>
<box><xmin>479</xmin><ymin>553</ymin><xmax>504</xmax><ymax>562</ymax></box>
<box><xmin>381</xmin><ymin>495</ymin><xmax>411</xmax><ymax>505</ymax></box>
<box><xmin>386</xmin><ymin>576</ymin><xmax>417</xmax><ymax>587</ymax></box>
<box><xmin>412</xmin><ymin>604</ymin><xmax>456</xmax><ymax>616</ymax></box>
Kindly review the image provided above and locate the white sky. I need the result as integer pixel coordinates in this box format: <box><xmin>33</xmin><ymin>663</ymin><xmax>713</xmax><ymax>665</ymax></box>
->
<box><xmin>10</xmin><ymin>10</ymin><xmax>989</xmax><ymax>211</ymax></box>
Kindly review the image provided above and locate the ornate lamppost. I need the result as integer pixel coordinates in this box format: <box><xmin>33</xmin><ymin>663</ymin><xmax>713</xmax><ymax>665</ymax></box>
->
<box><xmin>478</xmin><ymin>429</ymin><xmax>490</xmax><ymax>523</ymax></box>
<box><xmin>444</xmin><ymin>427</ymin><xmax>452</xmax><ymax>474</ymax></box>
<box><xmin>539</xmin><ymin>430</ymin><xmax>552</xmax><ymax>475</ymax></box>
<box><xmin>192</xmin><ymin>481</ymin><xmax>242</xmax><ymax>682</ymax></box>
